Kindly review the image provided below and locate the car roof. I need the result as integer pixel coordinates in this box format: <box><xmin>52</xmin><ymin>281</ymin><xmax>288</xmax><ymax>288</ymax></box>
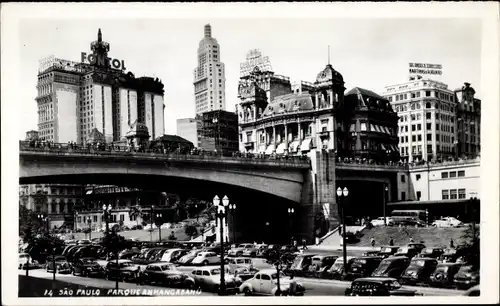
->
<box><xmin>411</xmin><ymin>257</ymin><xmax>436</xmax><ymax>261</ymax></box>
<box><xmin>437</xmin><ymin>262</ymin><xmax>462</xmax><ymax>266</ymax></box>
<box><xmin>109</xmin><ymin>259</ymin><xmax>132</xmax><ymax>263</ymax></box>
<box><xmin>231</xmin><ymin>257</ymin><xmax>251</xmax><ymax>260</ymax></box>
<box><xmin>354</xmin><ymin>277</ymin><xmax>398</xmax><ymax>283</ymax></box>
<box><xmin>194</xmin><ymin>266</ymin><xmax>218</xmax><ymax>271</ymax></box>
<box><xmin>257</xmin><ymin>268</ymin><xmax>278</xmax><ymax>274</ymax></box>
<box><xmin>383</xmin><ymin>256</ymin><xmax>409</xmax><ymax>261</ymax></box>
<box><xmin>356</xmin><ymin>256</ymin><xmax>383</xmax><ymax>260</ymax></box>
<box><xmin>148</xmin><ymin>262</ymin><xmax>174</xmax><ymax>267</ymax></box>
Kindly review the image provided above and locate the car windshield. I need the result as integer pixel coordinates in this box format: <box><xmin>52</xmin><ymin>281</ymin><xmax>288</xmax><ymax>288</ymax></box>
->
<box><xmin>19</xmin><ymin>254</ymin><xmax>29</xmax><ymax>259</ymax></box>
<box><xmin>458</xmin><ymin>266</ymin><xmax>474</xmax><ymax>273</ymax></box>
<box><xmin>82</xmin><ymin>259</ymin><xmax>94</xmax><ymax>264</ymax></box>
<box><xmin>187</xmin><ymin>250</ymin><xmax>198</xmax><ymax>256</ymax></box>
<box><xmin>398</xmin><ymin>247</ymin><xmax>409</xmax><ymax>253</ymax></box>
<box><xmin>381</xmin><ymin>248</ymin><xmax>392</xmax><ymax>253</ymax></box>
<box><xmin>435</xmin><ymin>265</ymin><xmax>449</xmax><ymax>272</ymax></box>
<box><xmin>120</xmin><ymin>262</ymin><xmax>132</xmax><ymax>268</ymax></box>
<box><xmin>411</xmin><ymin>260</ymin><xmax>426</xmax><ymax>267</ymax></box>
<box><xmin>354</xmin><ymin>259</ymin><xmax>367</xmax><ymax>265</ymax></box>
<box><xmin>161</xmin><ymin>265</ymin><xmax>172</xmax><ymax>271</ymax></box>
<box><xmin>423</xmin><ymin>249</ymin><xmax>434</xmax><ymax>254</ymax></box>
<box><xmin>238</xmin><ymin>244</ymin><xmax>249</xmax><ymax>248</ymax></box>
<box><xmin>384</xmin><ymin>280</ymin><xmax>402</xmax><ymax>290</ymax></box>
<box><xmin>376</xmin><ymin>261</ymin><xmax>391</xmax><ymax>271</ymax></box>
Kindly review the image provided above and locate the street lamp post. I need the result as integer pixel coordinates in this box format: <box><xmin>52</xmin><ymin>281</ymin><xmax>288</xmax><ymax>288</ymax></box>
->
<box><xmin>74</xmin><ymin>211</ymin><xmax>78</xmax><ymax>232</ymax></box>
<box><xmin>156</xmin><ymin>213</ymin><xmax>163</xmax><ymax>242</ymax></box>
<box><xmin>150</xmin><ymin>205</ymin><xmax>155</xmax><ymax>242</ymax></box>
<box><xmin>229</xmin><ymin>203</ymin><xmax>236</xmax><ymax>243</ymax></box>
<box><xmin>384</xmin><ymin>185</ymin><xmax>389</xmax><ymax>226</ymax></box>
<box><xmin>87</xmin><ymin>217</ymin><xmax>92</xmax><ymax>240</ymax></box>
<box><xmin>288</xmin><ymin>208</ymin><xmax>295</xmax><ymax>245</ymax></box>
<box><xmin>336</xmin><ymin>187</ymin><xmax>349</xmax><ymax>275</ymax></box>
<box><xmin>102</xmin><ymin>204</ymin><xmax>112</xmax><ymax>234</ymax></box>
<box><xmin>469</xmin><ymin>196</ymin><xmax>478</xmax><ymax>240</ymax></box>
<box><xmin>102</xmin><ymin>203</ymin><xmax>118</xmax><ymax>289</ymax></box>
<box><xmin>38</xmin><ymin>213</ymin><xmax>55</xmax><ymax>281</ymax></box>
<box><xmin>213</xmin><ymin>195</ymin><xmax>230</xmax><ymax>296</ymax></box>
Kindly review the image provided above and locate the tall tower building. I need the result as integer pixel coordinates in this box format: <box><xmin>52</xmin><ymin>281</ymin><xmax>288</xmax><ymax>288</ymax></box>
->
<box><xmin>193</xmin><ymin>24</ymin><xmax>226</xmax><ymax>115</ymax></box>
<box><xmin>454</xmin><ymin>82</ymin><xmax>481</xmax><ymax>158</ymax></box>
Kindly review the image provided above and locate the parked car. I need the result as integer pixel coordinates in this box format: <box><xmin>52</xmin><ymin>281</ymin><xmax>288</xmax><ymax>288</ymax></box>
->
<box><xmin>363</xmin><ymin>250</ymin><xmax>381</xmax><ymax>257</ymax></box>
<box><xmin>18</xmin><ymin>253</ymin><xmax>41</xmax><ymax>270</ymax></box>
<box><xmin>160</xmin><ymin>248</ymin><xmax>188</xmax><ymax>263</ymax></box>
<box><xmin>371</xmin><ymin>256</ymin><xmax>410</xmax><ymax>278</ymax></box>
<box><xmin>228</xmin><ymin>244</ymin><xmax>254</xmax><ymax>257</ymax></box>
<box><xmin>400</xmin><ymin>257</ymin><xmax>438</xmax><ymax>285</ymax></box>
<box><xmin>345</xmin><ymin>256</ymin><xmax>384</xmax><ymax>280</ymax></box>
<box><xmin>416</xmin><ymin>247</ymin><xmax>445</xmax><ymax>259</ymax></box>
<box><xmin>280</xmin><ymin>245</ymin><xmax>299</xmax><ymax>253</ymax></box>
<box><xmin>239</xmin><ymin>269</ymin><xmax>305</xmax><ymax>296</ymax></box>
<box><xmin>326</xmin><ymin>256</ymin><xmax>356</xmax><ymax>280</ymax></box>
<box><xmin>393</xmin><ymin>246</ymin><xmax>422</xmax><ymax>259</ymax></box>
<box><xmin>432</xmin><ymin>217</ymin><xmax>463</xmax><ymax>228</ymax></box>
<box><xmin>177</xmin><ymin>249</ymin><xmax>203</xmax><ymax>266</ymax></box>
<box><xmin>105</xmin><ymin>259</ymin><xmax>141</xmax><ymax>282</ymax></box>
<box><xmin>260</xmin><ymin>244</ymin><xmax>281</xmax><ymax>259</ymax></box>
<box><xmin>46</xmin><ymin>256</ymin><xmax>71</xmax><ymax>274</ymax></box>
<box><xmin>226</xmin><ymin>257</ymin><xmax>254</xmax><ymax>274</ymax></box>
<box><xmin>378</xmin><ymin>246</ymin><xmax>401</xmax><ymax>258</ymax></box>
<box><xmin>453</xmin><ymin>265</ymin><xmax>480</xmax><ymax>290</ymax></box>
<box><xmin>307</xmin><ymin>255</ymin><xmax>339</xmax><ymax>278</ymax></box>
<box><xmin>439</xmin><ymin>248</ymin><xmax>460</xmax><ymax>263</ymax></box>
<box><xmin>371</xmin><ymin>217</ymin><xmax>394</xmax><ymax>227</ymax></box>
<box><xmin>242</xmin><ymin>244</ymin><xmax>267</xmax><ymax>257</ymax></box>
<box><xmin>287</xmin><ymin>254</ymin><xmax>316</xmax><ymax>277</ymax></box>
<box><xmin>340</xmin><ymin>232</ymin><xmax>360</xmax><ymax>245</ymax></box>
<box><xmin>345</xmin><ymin>278</ymin><xmax>421</xmax><ymax>296</ymax></box>
<box><xmin>463</xmin><ymin>285</ymin><xmax>480</xmax><ymax>296</ymax></box>
<box><xmin>429</xmin><ymin>262</ymin><xmax>463</xmax><ymax>288</ymax></box>
<box><xmin>140</xmin><ymin>263</ymin><xmax>195</xmax><ymax>288</ymax></box>
<box><xmin>191</xmin><ymin>251</ymin><xmax>221</xmax><ymax>266</ymax></box>
<box><xmin>71</xmin><ymin>257</ymin><xmax>105</xmax><ymax>277</ymax></box>
<box><xmin>190</xmin><ymin>267</ymin><xmax>239</xmax><ymax>293</ymax></box>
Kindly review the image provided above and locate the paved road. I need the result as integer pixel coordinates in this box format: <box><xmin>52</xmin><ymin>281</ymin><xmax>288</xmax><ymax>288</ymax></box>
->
<box><xmin>20</xmin><ymin>261</ymin><xmax>462</xmax><ymax>297</ymax></box>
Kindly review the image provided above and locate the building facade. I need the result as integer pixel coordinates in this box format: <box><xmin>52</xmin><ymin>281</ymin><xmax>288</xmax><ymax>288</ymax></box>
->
<box><xmin>19</xmin><ymin>184</ymin><xmax>85</xmax><ymax>229</ymax></box>
<box><xmin>454</xmin><ymin>82</ymin><xmax>481</xmax><ymax>158</ymax></box>
<box><xmin>383</xmin><ymin>78</ymin><xmax>457</xmax><ymax>163</ymax></box>
<box><xmin>198</xmin><ymin>110</ymin><xmax>238</xmax><ymax>153</ymax></box>
<box><xmin>176</xmin><ymin>118</ymin><xmax>200</xmax><ymax>147</ymax></box>
<box><xmin>193</xmin><ymin>24</ymin><xmax>226</xmax><ymax>116</ymax></box>
<box><xmin>36</xmin><ymin>29</ymin><xmax>165</xmax><ymax>144</ymax></box>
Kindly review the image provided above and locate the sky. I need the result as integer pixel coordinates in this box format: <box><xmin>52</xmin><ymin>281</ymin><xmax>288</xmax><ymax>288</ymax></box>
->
<box><xmin>17</xmin><ymin>17</ymin><xmax>482</xmax><ymax>140</ymax></box>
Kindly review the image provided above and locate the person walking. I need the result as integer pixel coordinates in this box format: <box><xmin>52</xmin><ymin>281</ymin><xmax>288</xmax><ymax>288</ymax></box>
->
<box><xmin>301</xmin><ymin>238</ymin><xmax>308</xmax><ymax>250</ymax></box>
<box><xmin>409</xmin><ymin>236</ymin><xmax>414</xmax><ymax>243</ymax></box>
<box><xmin>389</xmin><ymin>237</ymin><xmax>394</xmax><ymax>246</ymax></box>
<box><xmin>288</xmin><ymin>275</ymin><xmax>297</xmax><ymax>296</ymax></box>
<box><xmin>449</xmin><ymin>238</ymin><xmax>455</xmax><ymax>248</ymax></box>
<box><xmin>371</xmin><ymin>237</ymin><xmax>376</xmax><ymax>248</ymax></box>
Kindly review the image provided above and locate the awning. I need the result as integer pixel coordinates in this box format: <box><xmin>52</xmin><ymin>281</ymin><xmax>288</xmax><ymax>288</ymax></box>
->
<box><xmin>289</xmin><ymin>140</ymin><xmax>300</xmax><ymax>153</ymax></box>
<box><xmin>265</xmin><ymin>144</ymin><xmax>276</xmax><ymax>155</ymax></box>
<box><xmin>300</xmin><ymin>138</ymin><xmax>313</xmax><ymax>151</ymax></box>
<box><xmin>370</xmin><ymin>124</ymin><xmax>376</xmax><ymax>132</ymax></box>
<box><xmin>349</xmin><ymin>124</ymin><xmax>355</xmax><ymax>132</ymax></box>
<box><xmin>391</xmin><ymin>144</ymin><xmax>399</xmax><ymax>151</ymax></box>
<box><xmin>381</xmin><ymin>144</ymin><xmax>387</xmax><ymax>150</ymax></box>
<box><xmin>276</xmin><ymin>143</ymin><xmax>287</xmax><ymax>154</ymax></box>
<box><xmin>258</xmin><ymin>145</ymin><xmax>266</xmax><ymax>154</ymax></box>
<box><xmin>382</xmin><ymin>126</ymin><xmax>390</xmax><ymax>134</ymax></box>
<box><xmin>85</xmin><ymin>190</ymin><xmax>93</xmax><ymax>195</ymax></box>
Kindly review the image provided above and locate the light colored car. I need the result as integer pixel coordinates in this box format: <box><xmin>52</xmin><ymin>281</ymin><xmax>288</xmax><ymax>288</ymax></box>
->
<box><xmin>239</xmin><ymin>269</ymin><xmax>305</xmax><ymax>296</ymax></box>
<box><xmin>432</xmin><ymin>217</ymin><xmax>463</xmax><ymax>228</ymax></box>
<box><xmin>18</xmin><ymin>253</ymin><xmax>40</xmax><ymax>270</ymax></box>
<box><xmin>226</xmin><ymin>257</ymin><xmax>254</xmax><ymax>273</ymax></box>
<box><xmin>178</xmin><ymin>249</ymin><xmax>202</xmax><ymax>265</ymax></box>
<box><xmin>190</xmin><ymin>267</ymin><xmax>239</xmax><ymax>293</ymax></box>
<box><xmin>242</xmin><ymin>244</ymin><xmax>267</xmax><ymax>257</ymax></box>
<box><xmin>228</xmin><ymin>243</ymin><xmax>255</xmax><ymax>257</ymax></box>
<box><xmin>191</xmin><ymin>251</ymin><xmax>221</xmax><ymax>266</ymax></box>
<box><xmin>371</xmin><ymin>217</ymin><xmax>394</xmax><ymax>227</ymax></box>
<box><xmin>160</xmin><ymin>248</ymin><xmax>184</xmax><ymax>262</ymax></box>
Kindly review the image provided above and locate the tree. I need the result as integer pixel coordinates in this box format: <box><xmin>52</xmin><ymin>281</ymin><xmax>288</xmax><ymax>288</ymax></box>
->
<box><xmin>128</xmin><ymin>206</ymin><xmax>143</xmax><ymax>227</ymax></box>
<box><xmin>19</xmin><ymin>205</ymin><xmax>43</xmax><ymax>242</ymax></box>
<box><xmin>184</xmin><ymin>224</ymin><xmax>198</xmax><ymax>238</ymax></box>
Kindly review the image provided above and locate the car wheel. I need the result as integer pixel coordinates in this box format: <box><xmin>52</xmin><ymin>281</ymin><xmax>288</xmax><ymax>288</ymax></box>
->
<box><xmin>243</xmin><ymin>287</ymin><xmax>252</xmax><ymax>296</ymax></box>
<box><xmin>203</xmin><ymin>260</ymin><xmax>209</xmax><ymax>266</ymax></box>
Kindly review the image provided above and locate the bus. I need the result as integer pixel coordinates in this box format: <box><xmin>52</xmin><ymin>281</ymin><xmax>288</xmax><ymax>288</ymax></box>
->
<box><xmin>390</xmin><ymin>210</ymin><xmax>427</xmax><ymax>222</ymax></box>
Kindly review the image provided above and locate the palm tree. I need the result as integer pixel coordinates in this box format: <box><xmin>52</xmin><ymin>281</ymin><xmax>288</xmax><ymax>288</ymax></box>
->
<box><xmin>128</xmin><ymin>205</ymin><xmax>143</xmax><ymax>228</ymax></box>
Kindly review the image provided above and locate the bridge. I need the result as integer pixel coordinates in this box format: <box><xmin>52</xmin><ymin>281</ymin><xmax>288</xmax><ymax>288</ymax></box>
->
<box><xmin>19</xmin><ymin>141</ymin><xmax>408</xmax><ymax>243</ymax></box>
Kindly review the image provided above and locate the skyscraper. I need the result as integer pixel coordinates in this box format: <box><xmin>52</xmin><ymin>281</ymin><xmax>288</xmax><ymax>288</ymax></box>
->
<box><xmin>36</xmin><ymin>29</ymin><xmax>165</xmax><ymax>144</ymax></box>
<box><xmin>193</xmin><ymin>24</ymin><xmax>226</xmax><ymax>115</ymax></box>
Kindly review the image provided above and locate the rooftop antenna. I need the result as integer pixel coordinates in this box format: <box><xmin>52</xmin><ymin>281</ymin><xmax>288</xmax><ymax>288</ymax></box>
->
<box><xmin>328</xmin><ymin>45</ymin><xmax>330</xmax><ymax>65</ymax></box>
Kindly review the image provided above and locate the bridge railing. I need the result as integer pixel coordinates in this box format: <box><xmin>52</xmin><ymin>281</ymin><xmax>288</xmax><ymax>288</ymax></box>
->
<box><xmin>335</xmin><ymin>157</ymin><xmax>408</xmax><ymax>170</ymax></box>
<box><xmin>19</xmin><ymin>141</ymin><xmax>311</xmax><ymax>168</ymax></box>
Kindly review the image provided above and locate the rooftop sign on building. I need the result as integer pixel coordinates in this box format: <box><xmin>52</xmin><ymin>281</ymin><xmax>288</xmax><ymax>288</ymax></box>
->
<box><xmin>240</xmin><ymin>49</ymin><xmax>273</xmax><ymax>77</ymax></box>
<box><xmin>409</xmin><ymin>62</ymin><xmax>443</xmax><ymax>76</ymax></box>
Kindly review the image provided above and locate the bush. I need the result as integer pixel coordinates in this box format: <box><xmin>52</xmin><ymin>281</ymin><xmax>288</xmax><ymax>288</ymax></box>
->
<box><xmin>82</xmin><ymin>228</ymin><xmax>91</xmax><ymax>234</ymax></box>
<box><xmin>141</xmin><ymin>221</ymin><xmax>148</xmax><ymax>227</ymax></box>
<box><xmin>184</xmin><ymin>225</ymin><xmax>198</xmax><ymax>237</ymax></box>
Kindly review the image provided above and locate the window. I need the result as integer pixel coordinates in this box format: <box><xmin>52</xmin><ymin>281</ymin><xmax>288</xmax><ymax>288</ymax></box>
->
<box><xmin>93</xmin><ymin>215</ymin><xmax>97</xmax><ymax>222</ymax></box>
<box><xmin>426</xmin><ymin>123</ymin><xmax>431</xmax><ymax>130</ymax></box>
<box><xmin>418</xmin><ymin>135</ymin><xmax>422</xmax><ymax>141</ymax></box>
<box><xmin>426</xmin><ymin>91</ymin><xmax>431</xmax><ymax>97</ymax></box>
<box><xmin>120</xmin><ymin>215</ymin><xmax>125</xmax><ymax>222</ymax></box>
<box><xmin>427</xmin><ymin>144</ymin><xmax>432</xmax><ymax>153</ymax></box>
<box><xmin>78</xmin><ymin>216</ymin><xmax>82</xmax><ymax>222</ymax></box>
<box><xmin>427</xmin><ymin>134</ymin><xmax>432</xmax><ymax>141</ymax></box>
<box><xmin>441</xmin><ymin>172</ymin><xmax>448</xmax><ymax>179</ymax></box>
<box><xmin>416</xmin><ymin>191</ymin><xmax>421</xmax><ymax>200</ymax></box>
<box><xmin>426</xmin><ymin>112</ymin><xmax>431</xmax><ymax>119</ymax></box>
<box><xmin>405</xmin><ymin>126</ymin><xmax>408</xmax><ymax>132</ymax></box>
<box><xmin>458</xmin><ymin>189</ymin><xmax>466</xmax><ymax>199</ymax></box>
<box><xmin>449</xmin><ymin>171</ymin><xmax>457</xmax><ymax>178</ymax></box>
<box><xmin>412</xmin><ymin>135</ymin><xmax>416</xmax><ymax>142</ymax></box>
<box><xmin>401</xmin><ymin>192</ymin><xmax>406</xmax><ymax>201</ymax></box>
<box><xmin>450</xmin><ymin>189</ymin><xmax>458</xmax><ymax>199</ymax></box>
<box><xmin>411</xmin><ymin>125</ymin><xmax>416</xmax><ymax>131</ymax></box>
<box><xmin>436</xmin><ymin>123</ymin><xmax>439</xmax><ymax>130</ymax></box>
<box><xmin>417</xmin><ymin>124</ymin><xmax>421</xmax><ymax>130</ymax></box>
<box><xmin>442</xmin><ymin>190</ymin><xmax>449</xmax><ymax>200</ymax></box>
<box><xmin>400</xmin><ymin>175</ymin><xmax>406</xmax><ymax>183</ymax></box>
<box><xmin>416</xmin><ymin>174</ymin><xmax>421</xmax><ymax>181</ymax></box>
<box><xmin>458</xmin><ymin>170</ymin><xmax>465</xmax><ymax>177</ymax></box>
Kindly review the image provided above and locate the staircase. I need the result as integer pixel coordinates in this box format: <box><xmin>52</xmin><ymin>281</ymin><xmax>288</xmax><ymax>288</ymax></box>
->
<box><xmin>320</xmin><ymin>226</ymin><xmax>366</xmax><ymax>247</ymax></box>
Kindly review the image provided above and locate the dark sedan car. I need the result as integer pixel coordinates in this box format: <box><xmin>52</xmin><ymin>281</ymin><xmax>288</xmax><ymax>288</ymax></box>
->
<box><xmin>71</xmin><ymin>257</ymin><xmax>105</xmax><ymax>277</ymax></box>
<box><xmin>140</xmin><ymin>263</ymin><xmax>195</xmax><ymax>288</ymax></box>
<box><xmin>453</xmin><ymin>265</ymin><xmax>480</xmax><ymax>290</ymax></box>
<box><xmin>429</xmin><ymin>262</ymin><xmax>463</xmax><ymax>288</ymax></box>
<box><xmin>46</xmin><ymin>256</ymin><xmax>71</xmax><ymax>274</ymax></box>
<box><xmin>371</xmin><ymin>256</ymin><xmax>410</xmax><ymax>278</ymax></box>
<box><xmin>345</xmin><ymin>256</ymin><xmax>384</xmax><ymax>280</ymax></box>
<box><xmin>400</xmin><ymin>257</ymin><xmax>438</xmax><ymax>285</ymax></box>
<box><xmin>105</xmin><ymin>259</ymin><xmax>141</xmax><ymax>282</ymax></box>
<box><xmin>378</xmin><ymin>246</ymin><xmax>401</xmax><ymax>258</ymax></box>
<box><xmin>345</xmin><ymin>278</ymin><xmax>422</xmax><ymax>296</ymax></box>
<box><xmin>416</xmin><ymin>247</ymin><xmax>444</xmax><ymax>259</ymax></box>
